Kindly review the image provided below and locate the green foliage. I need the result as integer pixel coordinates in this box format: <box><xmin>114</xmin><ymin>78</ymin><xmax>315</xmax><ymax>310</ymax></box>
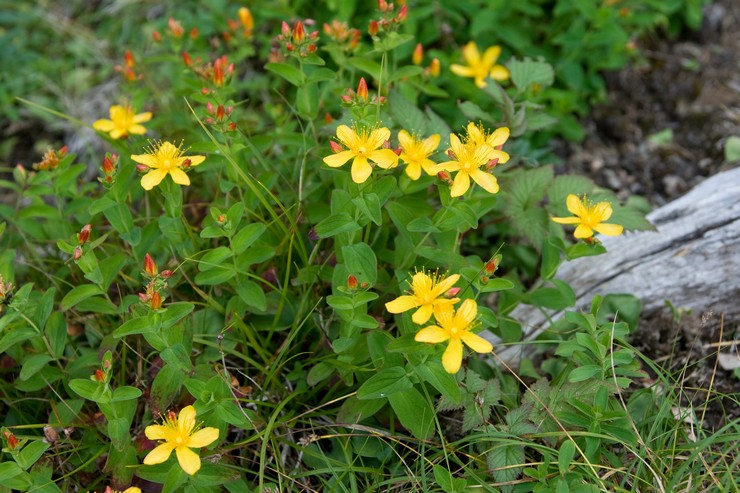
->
<box><xmin>1</xmin><ymin>1</ymin><xmax>733</xmax><ymax>493</ymax></box>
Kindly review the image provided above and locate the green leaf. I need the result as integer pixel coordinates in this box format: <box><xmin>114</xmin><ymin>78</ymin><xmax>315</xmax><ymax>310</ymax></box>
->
<box><xmin>352</xmin><ymin>193</ymin><xmax>382</xmax><ymax>226</ymax></box>
<box><xmin>160</xmin><ymin>302</ymin><xmax>194</xmax><ymax>329</ymax></box>
<box><xmin>314</xmin><ymin>213</ymin><xmax>361</xmax><ymax>238</ymax></box>
<box><xmin>45</xmin><ymin>311</ymin><xmax>67</xmax><ymax>358</ymax></box>
<box><xmin>69</xmin><ymin>379</ymin><xmax>109</xmax><ymax>403</ymax></box>
<box><xmin>724</xmin><ymin>135</ymin><xmax>740</xmax><ymax>161</ymax></box>
<box><xmin>387</xmin><ymin>386</ymin><xmax>434</xmax><ymax>439</ymax></box>
<box><xmin>307</xmin><ymin>362</ymin><xmax>334</xmax><ymax>386</ymax></box>
<box><xmin>265</xmin><ymin>62</ymin><xmax>305</xmax><ymax>86</ymax></box>
<box><xmin>297</xmin><ymin>82</ymin><xmax>319</xmax><ymax>118</ymax></box>
<box><xmin>387</xmin><ymin>65</ymin><xmax>424</xmax><ymax>83</ymax></box>
<box><xmin>415</xmin><ymin>360</ymin><xmax>461</xmax><ymax>404</ymax></box>
<box><xmin>541</xmin><ymin>238</ymin><xmax>564</xmax><ymax>280</ymax></box>
<box><xmin>113</xmin><ymin>316</ymin><xmax>153</xmax><ymax>338</ymax></box>
<box><xmin>458</xmin><ymin>101</ymin><xmax>493</xmax><ymax>123</ymax></box>
<box><xmin>231</xmin><ymin>223</ymin><xmax>266</xmax><ymax>254</ymax></box>
<box><xmin>306</xmin><ymin>67</ymin><xmax>337</xmax><ymax>83</ymax></box>
<box><xmin>433</xmin><ymin>465</ymin><xmax>454</xmax><ymax>492</ymax></box>
<box><xmin>347</xmin><ymin>57</ymin><xmax>382</xmax><ymax>80</ymax></box>
<box><xmin>357</xmin><ymin>367</ymin><xmax>412</xmax><ymax>400</ymax></box>
<box><xmin>0</xmin><ymin>327</ymin><xmax>38</xmax><ymax>353</ymax></box>
<box><xmin>488</xmin><ymin>443</ymin><xmax>525</xmax><ymax>485</ymax></box>
<box><xmin>389</xmin><ymin>90</ymin><xmax>427</xmax><ymax>134</ymax></box>
<box><xmin>194</xmin><ymin>267</ymin><xmax>235</xmax><ymax>285</ymax></box>
<box><xmin>111</xmin><ymin>386</ymin><xmax>143</xmax><ymax>402</ymax></box>
<box><xmin>547</xmin><ymin>175</ymin><xmax>593</xmax><ymax>216</ymax></box>
<box><xmin>20</xmin><ymin>354</ymin><xmax>53</xmax><ymax>381</ymax></box>
<box><xmin>569</xmin><ymin>365</ymin><xmax>601</xmax><ymax>382</ymax></box>
<box><xmin>342</xmin><ymin>242</ymin><xmax>377</xmax><ymax>286</ymax></box>
<box><xmin>0</xmin><ymin>462</ymin><xmax>31</xmax><ymax>489</ymax></box>
<box><xmin>566</xmin><ymin>242</ymin><xmax>607</xmax><ymax>260</ymax></box>
<box><xmin>151</xmin><ymin>364</ymin><xmax>184</xmax><ymax>413</ymax></box>
<box><xmin>198</xmin><ymin>247</ymin><xmax>233</xmax><ymax>271</ymax></box>
<box><xmin>326</xmin><ymin>295</ymin><xmax>354</xmax><ymax>311</ymax></box>
<box><xmin>507</xmin><ymin>57</ymin><xmax>555</xmax><ymax>91</ymax></box>
<box><xmin>160</xmin><ymin>343</ymin><xmax>193</xmax><ymax>373</ymax></box>
<box><xmin>559</xmin><ymin>439</ymin><xmax>576</xmax><ymax>476</ymax></box>
<box><xmin>32</xmin><ymin>287</ymin><xmax>55</xmax><ymax>330</ymax></box>
<box><xmin>374</xmin><ymin>32</ymin><xmax>414</xmax><ymax>52</ymax></box>
<box><xmin>235</xmin><ymin>281</ymin><xmax>267</xmax><ymax>311</ymax></box>
<box><xmin>16</xmin><ymin>440</ymin><xmax>49</xmax><ymax>470</ymax></box>
<box><xmin>479</xmin><ymin>277</ymin><xmax>515</xmax><ymax>293</ymax></box>
<box><xmin>60</xmin><ymin>284</ymin><xmax>102</xmax><ymax>310</ymax></box>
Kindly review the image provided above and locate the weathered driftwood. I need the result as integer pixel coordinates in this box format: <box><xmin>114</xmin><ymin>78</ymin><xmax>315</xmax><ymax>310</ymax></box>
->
<box><xmin>486</xmin><ymin>166</ymin><xmax>740</xmax><ymax>361</ymax></box>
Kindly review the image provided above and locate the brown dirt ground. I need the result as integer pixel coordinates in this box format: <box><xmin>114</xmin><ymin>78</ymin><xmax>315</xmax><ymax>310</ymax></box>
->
<box><xmin>556</xmin><ymin>0</ymin><xmax>740</xmax><ymax>429</ymax></box>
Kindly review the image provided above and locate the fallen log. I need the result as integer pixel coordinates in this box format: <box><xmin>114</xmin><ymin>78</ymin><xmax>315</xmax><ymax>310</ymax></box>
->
<box><xmin>486</xmin><ymin>165</ymin><xmax>740</xmax><ymax>361</ymax></box>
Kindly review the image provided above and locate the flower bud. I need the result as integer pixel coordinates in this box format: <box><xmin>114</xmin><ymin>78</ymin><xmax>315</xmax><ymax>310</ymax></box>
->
<box><xmin>201</xmin><ymin>87</ymin><xmax>211</xmax><ymax>95</ymax></box>
<box><xmin>168</xmin><ymin>17</ymin><xmax>184</xmax><ymax>38</ymax></box>
<box><xmin>378</xmin><ymin>0</ymin><xmax>389</xmax><ymax>11</ymax></box>
<box><xmin>3</xmin><ymin>430</ymin><xmax>19</xmax><ymax>450</ymax></box>
<box><xmin>412</xmin><ymin>43</ymin><xmax>423</xmax><ymax>65</ymax></box>
<box><xmin>217</xmin><ymin>214</ymin><xmax>226</xmax><ymax>223</ymax></box>
<box><xmin>357</xmin><ymin>78</ymin><xmax>369</xmax><ymax>101</ymax></box>
<box><xmin>216</xmin><ymin>104</ymin><xmax>226</xmax><ymax>120</ymax></box>
<box><xmin>228</xmin><ymin>122</ymin><xmax>237</xmax><ymax>131</ymax></box>
<box><xmin>484</xmin><ymin>257</ymin><xmax>500</xmax><ymax>274</ymax></box>
<box><xmin>160</xmin><ymin>270</ymin><xmax>173</xmax><ymax>279</ymax></box>
<box><xmin>206</xmin><ymin>101</ymin><xmax>215</xmax><ymax>115</ymax></box>
<box><xmin>445</xmin><ymin>287</ymin><xmax>461</xmax><ymax>298</ymax></box>
<box><xmin>190</xmin><ymin>27</ymin><xmax>199</xmax><ymax>39</ymax></box>
<box><xmin>347</xmin><ymin>275</ymin><xmax>358</xmax><ymax>290</ymax></box>
<box><xmin>480</xmin><ymin>275</ymin><xmax>489</xmax><ymax>284</ymax></box>
<box><xmin>152</xmin><ymin>30</ymin><xmax>162</xmax><ymax>42</ymax></box>
<box><xmin>324</xmin><ymin>112</ymin><xmax>333</xmax><ymax>123</ymax></box>
<box><xmin>396</xmin><ymin>5</ymin><xmax>408</xmax><ymax>23</ymax></box>
<box><xmin>485</xmin><ymin>158</ymin><xmax>499</xmax><ymax>171</ymax></box>
<box><xmin>102</xmin><ymin>155</ymin><xmax>115</xmax><ymax>174</ymax></box>
<box><xmin>77</xmin><ymin>224</ymin><xmax>91</xmax><ymax>246</ymax></box>
<box><xmin>94</xmin><ymin>369</ymin><xmax>106</xmax><ymax>382</ymax></box>
<box><xmin>181</xmin><ymin>158</ymin><xmax>192</xmax><ymax>168</ymax></box>
<box><xmin>239</xmin><ymin>7</ymin><xmax>254</xmax><ymax>35</ymax></box>
<box><xmin>308</xmin><ymin>228</ymin><xmax>319</xmax><ymax>241</ymax></box>
<box><xmin>368</xmin><ymin>20</ymin><xmax>379</xmax><ymax>36</ymax></box>
<box><xmin>136</xmin><ymin>164</ymin><xmax>149</xmax><ymax>173</ymax></box>
<box><xmin>329</xmin><ymin>141</ymin><xmax>343</xmax><ymax>153</ymax></box>
<box><xmin>307</xmin><ymin>43</ymin><xmax>317</xmax><ymax>53</ymax></box>
<box><xmin>182</xmin><ymin>51</ymin><xmax>192</xmax><ymax>66</ymax></box>
<box><xmin>428</xmin><ymin>58</ymin><xmax>440</xmax><ymax>77</ymax></box>
<box><xmin>144</xmin><ymin>253</ymin><xmax>158</xmax><ymax>277</ymax></box>
<box><xmin>293</xmin><ymin>21</ymin><xmax>305</xmax><ymax>44</ymax></box>
<box><xmin>437</xmin><ymin>170</ymin><xmax>452</xmax><ymax>183</ymax></box>
<box><xmin>73</xmin><ymin>246</ymin><xmax>82</xmax><ymax>261</ymax></box>
<box><xmin>281</xmin><ymin>21</ymin><xmax>291</xmax><ymax>38</ymax></box>
<box><xmin>138</xmin><ymin>292</ymin><xmax>148</xmax><ymax>303</ymax></box>
<box><xmin>124</xmin><ymin>49</ymin><xmax>135</xmax><ymax>68</ymax></box>
<box><xmin>150</xmin><ymin>291</ymin><xmax>162</xmax><ymax>310</ymax></box>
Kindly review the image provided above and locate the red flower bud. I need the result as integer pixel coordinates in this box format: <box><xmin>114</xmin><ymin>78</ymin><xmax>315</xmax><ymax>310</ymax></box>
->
<box><xmin>189</xmin><ymin>27</ymin><xmax>199</xmax><ymax>39</ymax></box>
<box><xmin>152</xmin><ymin>30</ymin><xmax>162</xmax><ymax>42</ymax></box>
<box><xmin>281</xmin><ymin>21</ymin><xmax>291</xmax><ymax>38</ymax></box>
<box><xmin>138</xmin><ymin>292</ymin><xmax>148</xmax><ymax>303</ymax></box>
<box><xmin>73</xmin><ymin>246</ymin><xmax>82</xmax><ymax>261</ymax></box>
<box><xmin>396</xmin><ymin>5</ymin><xmax>408</xmax><ymax>22</ymax></box>
<box><xmin>136</xmin><ymin>164</ymin><xmax>149</xmax><ymax>173</ymax></box>
<box><xmin>324</xmin><ymin>112</ymin><xmax>333</xmax><ymax>123</ymax></box>
<box><xmin>357</xmin><ymin>77</ymin><xmax>369</xmax><ymax>101</ymax></box>
<box><xmin>412</xmin><ymin>43</ymin><xmax>423</xmax><ymax>65</ymax></box>
<box><xmin>181</xmin><ymin>159</ymin><xmax>192</xmax><ymax>168</ymax></box>
<box><xmin>102</xmin><ymin>155</ymin><xmax>115</xmax><ymax>174</ymax></box>
<box><xmin>160</xmin><ymin>270</ymin><xmax>173</xmax><ymax>279</ymax></box>
<box><xmin>437</xmin><ymin>170</ymin><xmax>451</xmax><ymax>183</ymax></box>
<box><xmin>480</xmin><ymin>275</ymin><xmax>489</xmax><ymax>284</ymax></box>
<box><xmin>445</xmin><ymin>287</ymin><xmax>461</xmax><ymax>298</ymax></box>
<box><xmin>484</xmin><ymin>258</ymin><xmax>499</xmax><ymax>274</ymax></box>
<box><xmin>293</xmin><ymin>21</ymin><xmax>305</xmax><ymax>44</ymax></box>
<box><xmin>124</xmin><ymin>49</ymin><xmax>135</xmax><ymax>68</ymax></box>
<box><xmin>150</xmin><ymin>291</ymin><xmax>162</xmax><ymax>310</ymax></box>
<box><xmin>428</xmin><ymin>58</ymin><xmax>440</xmax><ymax>77</ymax></box>
<box><xmin>3</xmin><ymin>430</ymin><xmax>19</xmax><ymax>450</ymax></box>
<box><xmin>307</xmin><ymin>43</ymin><xmax>317</xmax><ymax>53</ymax></box>
<box><xmin>228</xmin><ymin>122</ymin><xmax>237</xmax><ymax>131</ymax></box>
<box><xmin>378</xmin><ymin>0</ymin><xmax>389</xmax><ymax>11</ymax></box>
<box><xmin>206</xmin><ymin>101</ymin><xmax>215</xmax><ymax>115</ymax></box>
<box><xmin>94</xmin><ymin>369</ymin><xmax>106</xmax><ymax>382</ymax></box>
<box><xmin>217</xmin><ymin>214</ymin><xmax>226</xmax><ymax>223</ymax></box>
<box><xmin>329</xmin><ymin>141</ymin><xmax>343</xmax><ymax>153</ymax></box>
<box><xmin>77</xmin><ymin>224</ymin><xmax>92</xmax><ymax>246</ymax></box>
<box><xmin>347</xmin><ymin>275</ymin><xmax>358</xmax><ymax>290</ymax></box>
<box><xmin>368</xmin><ymin>20</ymin><xmax>379</xmax><ymax>36</ymax></box>
<box><xmin>182</xmin><ymin>51</ymin><xmax>192</xmax><ymax>67</ymax></box>
<box><xmin>216</xmin><ymin>104</ymin><xmax>226</xmax><ymax>120</ymax></box>
<box><xmin>144</xmin><ymin>253</ymin><xmax>158</xmax><ymax>277</ymax></box>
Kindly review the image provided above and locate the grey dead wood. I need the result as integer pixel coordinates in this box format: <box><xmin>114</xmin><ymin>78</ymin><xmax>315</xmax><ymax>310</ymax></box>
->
<box><xmin>483</xmin><ymin>166</ymin><xmax>740</xmax><ymax>363</ymax></box>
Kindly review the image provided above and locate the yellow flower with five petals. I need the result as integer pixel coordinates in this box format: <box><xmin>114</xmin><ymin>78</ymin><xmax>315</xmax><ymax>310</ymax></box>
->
<box><xmin>450</xmin><ymin>42</ymin><xmax>510</xmax><ymax>88</ymax></box>
<box><xmin>323</xmin><ymin>125</ymin><xmax>399</xmax><ymax>183</ymax></box>
<box><xmin>551</xmin><ymin>194</ymin><xmax>624</xmax><ymax>239</ymax></box>
<box><xmin>93</xmin><ymin>105</ymin><xmax>152</xmax><ymax>139</ymax></box>
<box><xmin>415</xmin><ymin>299</ymin><xmax>493</xmax><ymax>374</ymax></box>
<box><xmin>131</xmin><ymin>141</ymin><xmax>205</xmax><ymax>190</ymax></box>
<box><xmin>385</xmin><ymin>270</ymin><xmax>460</xmax><ymax>325</ymax></box>
<box><xmin>143</xmin><ymin>405</ymin><xmax>219</xmax><ymax>476</ymax></box>
<box><xmin>398</xmin><ymin>130</ymin><xmax>440</xmax><ymax>180</ymax></box>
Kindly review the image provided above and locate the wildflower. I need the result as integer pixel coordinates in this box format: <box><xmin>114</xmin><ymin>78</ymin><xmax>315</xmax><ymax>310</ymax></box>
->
<box><xmin>105</xmin><ymin>486</ymin><xmax>141</xmax><ymax>493</ymax></box>
<box><xmin>93</xmin><ymin>105</ymin><xmax>152</xmax><ymax>139</ymax></box>
<box><xmin>323</xmin><ymin>125</ymin><xmax>399</xmax><ymax>183</ymax></box>
<box><xmin>415</xmin><ymin>299</ymin><xmax>492</xmax><ymax>373</ymax></box>
<box><xmin>238</xmin><ymin>7</ymin><xmax>253</xmax><ymax>37</ymax></box>
<box><xmin>143</xmin><ymin>405</ymin><xmax>219</xmax><ymax>476</ymax></box>
<box><xmin>465</xmin><ymin>122</ymin><xmax>510</xmax><ymax>152</ymax></box>
<box><xmin>551</xmin><ymin>194</ymin><xmax>624</xmax><ymax>239</ymax></box>
<box><xmin>385</xmin><ymin>270</ymin><xmax>460</xmax><ymax>325</ymax></box>
<box><xmin>450</xmin><ymin>41</ymin><xmax>509</xmax><ymax>88</ymax></box>
<box><xmin>434</xmin><ymin>132</ymin><xmax>504</xmax><ymax>197</ymax></box>
<box><xmin>131</xmin><ymin>141</ymin><xmax>205</xmax><ymax>190</ymax></box>
<box><xmin>397</xmin><ymin>130</ymin><xmax>440</xmax><ymax>180</ymax></box>
<box><xmin>33</xmin><ymin>146</ymin><xmax>67</xmax><ymax>171</ymax></box>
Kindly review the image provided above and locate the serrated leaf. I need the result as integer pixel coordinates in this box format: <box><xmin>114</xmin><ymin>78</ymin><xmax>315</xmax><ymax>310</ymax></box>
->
<box><xmin>548</xmin><ymin>175</ymin><xmax>593</xmax><ymax>215</ymax></box>
<box><xmin>507</xmin><ymin>57</ymin><xmax>555</xmax><ymax>91</ymax></box>
<box><xmin>487</xmin><ymin>443</ymin><xmax>524</xmax><ymax>485</ymax></box>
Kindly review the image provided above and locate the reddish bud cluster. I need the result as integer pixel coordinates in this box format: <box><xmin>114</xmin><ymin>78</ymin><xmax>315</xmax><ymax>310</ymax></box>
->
<box><xmin>115</xmin><ymin>50</ymin><xmax>140</xmax><ymax>82</ymax></box>
<box><xmin>139</xmin><ymin>253</ymin><xmax>171</xmax><ymax>311</ymax></box>
<box><xmin>369</xmin><ymin>1</ymin><xmax>409</xmax><ymax>36</ymax></box>
<box><xmin>347</xmin><ymin>275</ymin><xmax>358</xmax><ymax>290</ymax></box>
<box><xmin>94</xmin><ymin>369</ymin><xmax>106</xmax><ymax>382</ymax></box>
<box><xmin>322</xmin><ymin>20</ymin><xmax>360</xmax><ymax>50</ymax></box>
<box><xmin>274</xmin><ymin>19</ymin><xmax>319</xmax><ymax>59</ymax></box>
<box><xmin>144</xmin><ymin>253</ymin><xmax>158</xmax><ymax>278</ymax></box>
<box><xmin>33</xmin><ymin>146</ymin><xmax>68</xmax><ymax>171</ymax></box>
<box><xmin>99</xmin><ymin>153</ymin><xmax>118</xmax><ymax>186</ymax></box>
<box><xmin>168</xmin><ymin>17</ymin><xmax>184</xmax><ymax>38</ymax></box>
<box><xmin>340</xmin><ymin>78</ymin><xmax>386</xmax><ymax>107</ymax></box>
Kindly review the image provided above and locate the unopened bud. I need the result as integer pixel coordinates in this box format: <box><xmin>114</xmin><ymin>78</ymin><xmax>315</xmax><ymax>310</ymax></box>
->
<box><xmin>307</xmin><ymin>43</ymin><xmax>317</xmax><ymax>53</ymax></box>
<box><xmin>393</xmin><ymin>147</ymin><xmax>402</xmax><ymax>156</ymax></box>
<box><xmin>308</xmin><ymin>228</ymin><xmax>319</xmax><ymax>241</ymax></box>
<box><xmin>396</xmin><ymin>5</ymin><xmax>408</xmax><ymax>22</ymax></box>
<box><xmin>428</xmin><ymin>58</ymin><xmax>440</xmax><ymax>77</ymax></box>
<box><xmin>144</xmin><ymin>253</ymin><xmax>158</xmax><ymax>277</ymax></box>
<box><xmin>282</xmin><ymin>21</ymin><xmax>291</xmax><ymax>38</ymax></box>
<box><xmin>216</xmin><ymin>104</ymin><xmax>226</xmax><ymax>120</ymax></box>
<box><xmin>480</xmin><ymin>275</ymin><xmax>489</xmax><ymax>284</ymax></box>
<box><xmin>239</xmin><ymin>7</ymin><xmax>254</xmax><ymax>34</ymax></box>
<box><xmin>73</xmin><ymin>246</ymin><xmax>83</xmax><ymax>261</ymax></box>
<box><xmin>206</xmin><ymin>101</ymin><xmax>215</xmax><ymax>115</ymax></box>
<box><xmin>77</xmin><ymin>224</ymin><xmax>92</xmax><ymax>245</ymax></box>
<box><xmin>124</xmin><ymin>49</ymin><xmax>135</xmax><ymax>68</ymax></box>
<box><xmin>324</xmin><ymin>112</ymin><xmax>333</xmax><ymax>123</ymax></box>
<box><xmin>445</xmin><ymin>287</ymin><xmax>461</xmax><ymax>298</ymax></box>
<box><xmin>484</xmin><ymin>257</ymin><xmax>500</xmax><ymax>274</ymax></box>
<box><xmin>136</xmin><ymin>164</ymin><xmax>149</xmax><ymax>173</ymax></box>
<box><xmin>485</xmin><ymin>158</ymin><xmax>499</xmax><ymax>171</ymax></box>
<box><xmin>412</xmin><ymin>43</ymin><xmax>423</xmax><ymax>65</ymax></box>
<box><xmin>160</xmin><ymin>270</ymin><xmax>173</xmax><ymax>279</ymax></box>
<box><xmin>182</xmin><ymin>51</ymin><xmax>192</xmax><ymax>66</ymax></box>
<box><xmin>286</xmin><ymin>42</ymin><xmax>295</xmax><ymax>52</ymax></box>
<box><xmin>150</xmin><ymin>291</ymin><xmax>162</xmax><ymax>310</ymax></box>
<box><xmin>181</xmin><ymin>159</ymin><xmax>192</xmax><ymax>168</ymax></box>
<box><xmin>357</xmin><ymin>78</ymin><xmax>369</xmax><ymax>101</ymax></box>
<box><xmin>94</xmin><ymin>369</ymin><xmax>106</xmax><ymax>382</ymax></box>
<box><xmin>228</xmin><ymin>122</ymin><xmax>237</xmax><ymax>131</ymax></box>
<box><xmin>138</xmin><ymin>292</ymin><xmax>148</xmax><ymax>303</ymax></box>
<box><xmin>329</xmin><ymin>141</ymin><xmax>343</xmax><ymax>153</ymax></box>
<box><xmin>347</xmin><ymin>275</ymin><xmax>358</xmax><ymax>290</ymax></box>
<box><xmin>201</xmin><ymin>87</ymin><xmax>211</xmax><ymax>95</ymax></box>
<box><xmin>447</xmin><ymin>149</ymin><xmax>456</xmax><ymax>159</ymax></box>
<box><xmin>378</xmin><ymin>0</ymin><xmax>389</xmax><ymax>11</ymax></box>
<box><xmin>368</xmin><ymin>20</ymin><xmax>379</xmax><ymax>36</ymax></box>
<box><xmin>102</xmin><ymin>155</ymin><xmax>115</xmax><ymax>174</ymax></box>
<box><xmin>437</xmin><ymin>170</ymin><xmax>451</xmax><ymax>183</ymax></box>
<box><xmin>3</xmin><ymin>430</ymin><xmax>19</xmax><ymax>450</ymax></box>
<box><xmin>152</xmin><ymin>30</ymin><xmax>162</xmax><ymax>42</ymax></box>
<box><xmin>293</xmin><ymin>21</ymin><xmax>305</xmax><ymax>44</ymax></box>
<box><xmin>190</xmin><ymin>27</ymin><xmax>199</xmax><ymax>39</ymax></box>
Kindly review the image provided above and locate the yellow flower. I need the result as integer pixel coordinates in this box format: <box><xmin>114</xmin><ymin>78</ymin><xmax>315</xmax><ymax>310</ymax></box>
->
<box><xmin>398</xmin><ymin>130</ymin><xmax>440</xmax><ymax>180</ymax></box>
<box><xmin>433</xmin><ymin>130</ymin><xmax>508</xmax><ymax>198</ymax></box>
<box><xmin>465</xmin><ymin>122</ymin><xmax>510</xmax><ymax>151</ymax></box>
<box><xmin>415</xmin><ymin>299</ymin><xmax>493</xmax><ymax>373</ymax></box>
<box><xmin>323</xmin><ymin>125</ymin><xmax>399</xmax><ymax>183</ymax></box>
<box><xmin>104</xmin><ymin>486</ymin><xmax>142</xmax><ymax>493</ymax></box>
<box><xmin>385</xmin><ymin>270</ymin><xmax>460</xmax><ymax>325</ymax></box>
<box><xmin>143</xmin><ymin>405</ymin><xmax>219</xmax><ymax>476</ymax></box>
<box><xmin>551</xmin><ymin>194</ymin><xmax>624</xmax><ymax>239</ymax></box>
<box><xmin>450</xmin><ymin>42</ymin><xmax>510</xmax><ymax>88</ymax></box>
<box><xmin>131</xmin><ymin>141</ymin><xmax>205</xmax><ymax>190</ymax></box>
<box><xmin>93</xmin><ymin>105</ymin><xmax>152</xmax><ymax>139</ymax></box>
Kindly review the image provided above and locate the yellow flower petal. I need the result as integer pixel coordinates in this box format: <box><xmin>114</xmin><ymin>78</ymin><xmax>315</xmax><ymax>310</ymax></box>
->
<box><xmin>405</xmin><ymin>162</ymin><xmax>422</xmax><ymax>180</ymax></box>
<box><xmin>188</xmin><ymin>427</ymin><xmax>219</xmax><ymax>448</ymax></box>
<box><xmin>145</xmin><ymin>424</ymin><xmax>168</xmax><ymax>440</ymax></box>
<box><xmin>461</xmin><ymin>42</ymin><xmax>481</xmax><ymax>65</ymax></box>
<box><xmin>474</xmin><ymin>76</ymin><xmax>488</xmax><ymax>88</ymax></box>
<box><xmin>367</xmin><ymin>127</ymin><xmax>391</xmax><ymax>149</ymax></box>
<box><xmin>127</xmin><ymin>124</ymin><xmax>148</xmax><ymax>135</ymax></box>
<box><xmin>432</xmin><ymin>273</ymin><xmax>460</xmax><ymax>297</ymax></box>
<box><xmin>450</xmin><ymin>170</ymin><xmax>471</xmax><ymax>197</ymax></box>
<box><xmin>470</xmin><ymin>169</ymin><xmax>499</xmax><ymax>194</ymax></box>
<box><xmin>367</xmin><ymin>149</ymin><xmax>399</xmax><ymax>169</ymax></box>
<box><xmin>481</xmin><ymin>45</ymin><xmax>501</xmax><ymax>67</ymax></box>
<box><xmin>450</xmin><ymin>64</ymin><xmax>474</xmax><ymax>77</ymax></box>
<box><xmin>442</xmin><ymin>338</ymin><xmax>463</xmax><ymax>373</ymax></box>
<box><xmin>449</xmin><ymin>134</ymin><xmax>465</xmax><ymax>158</ymax></box>
<box><xmin>184</xmin><ymin>155</ymin><xmax>206</xmax><ymax>167</ymax></box>
<box><xmin>487</xmin><ymin>127</ymin><xmax>510</xmax><ymax>147</ymax></box>
<box><xmin>415</xmin><ymin>325</ymin><xmax>450</xmax><ymax>344</ymax></box>
<box><xmin>130</xmin><ymin>153</ymin><xmax>158</xmax><ymax>168</ymax></box>
<box><xmin>461</xmin><ymin>331</ymin><xmax>493</xmax><ymax>354</ymax></box>
<box><xmin>574</xmin><ymin>224</ymin><xmax>594</xmax><ymax>239</ymax></box>
<box><xmin>397</xmin><ymin>129</ymin><xmax>414</xmax><ymax>150</ymax></box>
<box><xmin>143</xmin><ymin>442</ymin><xmax>175</xmax><ymax>465</ymax></box>
<box><xmin>123</xmin><ymin>488</ymin><xmax>142</xmax><ymax>493</ymax></box>
<box><xmin>110</xmin><ymin>129</ymin><xmax>126</xmax><ymax>139</ymax></box>
<box><xmin>489</xmin><ymin>149</ymin><xmax>510</xmax><ymax>164</ymax></box>
<box><xmin>490</xmin><ymin>65</ymin><xmax>510</xmax><ymax>81</ymax></box>
<box><xmin>385</xmin><ymin>295</ymin><xmax>419</xmax><ymax>314</ymax></box>
<box><xmin>593</xmin><ymin>202</ymin><xmax>613</xmax><ymax>221</ymax></box>
<box><xmin>178</xmin><ymin>406</ymin><xmax>197</xmax><ymax>435</ymax></box>
<box><xmin>176</xmin><ymin>445</ymin><xmax>202</xmax><ymax>476</ymax></box>
<box><xmin>323</xmin><ymin>150</ymin><xmax>354</xmax><ymax>168</ymax></box>
<box><xmin>566</xmin><ymin>194</ymin><xmax>585</xmax><ymax>217</ymax></box>
<box><xmin>133</xmin><ymin>112</ymin><xmax>153</xmax><ymax>124</ymax></box>
<box><xmin>350</xmin><ymin>156</ymin><xmax>373</xmax><ymax>183</ymax></box>
<box><xmin>412</xmin><ymin>304</ymin><xmax>434</xmax><ymax>325</ymax></box>
<box><xmin>141</xmin><ymin>169</ymin><xmax>168</xmax><ymax>190</ymax></box>
<box><xmin>421</xmin><ymin>134</ymin><xmax>441</xmax><ymax>155</ymax></box>
<box><xmin>593</xmin><ymin>223</ymin><xmax>624</xmax><ymax>236</ymax></box>
<box><xmin>551</xmin><ymin>216</ymin><xmax>581</xmax><ymax>224</ymax></box>
<box><xmin>168</xmin><ymin>168</ymin><xmax>190</xmax><ymax>186</ymax></box>
<box><xmin>455</xmin><ymin>299</ymin><xmax>477</xmax><ymax>325</ymax></box>
<box><xmin>92</xmin><ymin>119</ymin><xmax>115</xmax><ymax>131</ymax></box>
<box><xmin>335</xmin><ymin>125</ymin><xmax>356</xmax><ymax>148</ymax></box>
